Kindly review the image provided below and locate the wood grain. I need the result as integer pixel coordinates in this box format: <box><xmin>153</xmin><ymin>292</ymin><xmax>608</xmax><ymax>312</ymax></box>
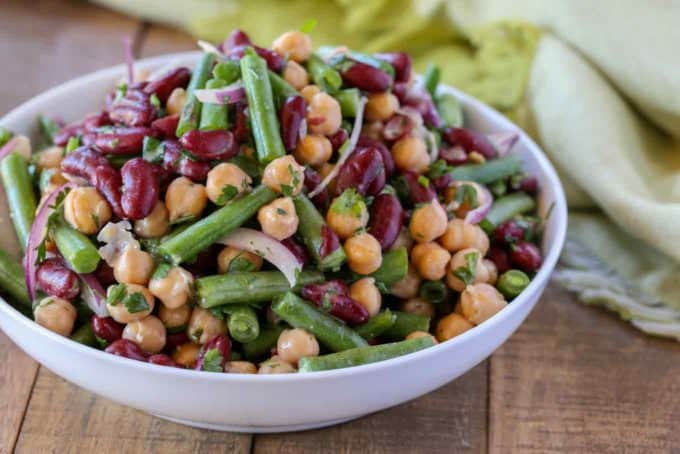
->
<box><xmin>489</xmin><ymin>285</ymin><xmax>680</xmax><ymax>453</ymax></box>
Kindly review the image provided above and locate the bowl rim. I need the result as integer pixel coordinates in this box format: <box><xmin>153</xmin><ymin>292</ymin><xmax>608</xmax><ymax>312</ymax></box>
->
<box><xmin>0</xmin><ymin>51</ymin><xmax>568</xmax><ymax>382</ymax></box>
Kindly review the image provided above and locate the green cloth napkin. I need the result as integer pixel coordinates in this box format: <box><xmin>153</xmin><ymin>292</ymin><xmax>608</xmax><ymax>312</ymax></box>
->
<box><xmin>91</xmin><ymin>0</ymin><xmax>680</xmax><ymax>340</ymax></box>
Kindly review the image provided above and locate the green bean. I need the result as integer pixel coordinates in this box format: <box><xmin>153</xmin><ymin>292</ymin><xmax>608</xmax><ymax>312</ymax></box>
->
<box><xmin>335</xmin><ymin>88</ymin><xmax>361</xmax><ymax>118</ymax></box>
<box><xmin>0</xmin><ymin>153</ymin><xmax>37</xmax><ymax>251</ymax></box>
<box><xmin>158</xmin><ymin>185</ymin><xmax>276</xmax><ymax>264</ymax></box>
<box><xmin>199</xmin><ymin>78</ymin><xmax>229</xmax><ymax>131</ymax></box>
<box><xmin>298</xmin><ymin>336</ymin><xmax>435</xmax><ymax>372</ymax></box>
<box><xmin>365</xmin><ymin>247</ymin><xmax>408</xmax><ymax>290</ymax></box>
<box><xmin>196</xmin><ymin>270</ymin><xmax>324</xmax><ymax>308</ymax></box>
<box><xmin>448</xmin><ymin>155</ymin><xmax>523</xmax><ymax>184</ymax></box>
<box><xmin>223</xmin><ymin>304</ymin><xmax>260</xmax><ymax>343</ymax></box>
<box><xmin>176</xmin><ymin>53</ymin><xmax>216</xmax><ymax>137</ymax></box>
<box><xmin>212</xmin><ymin>60</ymin><xmax>240</xmax><ymax>82</ymax></box>
<box><xmin>228</xmin><ymin>154</ymin><xmax>261</xmax><ymax>179</ymax></box>
<box><xmin>436</xmin><ymin>93</ymin><xmax>463</xmax><ymax>128</ymax></box>
<box><xmin>0</xmin><ymin>127</ymin><xmax>12</xmax><ymax>147</ymax></box>
<box><xmin>268</xmin><ymin>71</ymin><xmax>298</xmax><ymax>104</ymax></box>
<box><xmin>242</xmin><ymin>324</ymin><xmax>284</xmax><ymax>360</ymax></box>
<box><xmin>240</xmin><ymin>48</ymin><xmax>286</xmax><ymax>164</ymax></box>
<box><xmin>353</xmin><ymin>309</ymin><xmax>397</xmax><ymax>340</ymax></box>
<box><xmin>0</xmin><ymin>249</ymin><xmax>30</xmax><ymax>308</ymax></box>
<box><xmin>293</xmin><ymin>194</ymin><xmax>346</xmax><ymax>272</ymax></box>
<box><xmin>497</xmin><ymin>269</ymin><xmax>531</xmax><ymax>299</ymax></box>
<box><xmin>272</xmin><ymin>292</ymin><xmax>368</xmax><ymax>352</ymax></box>
<box><xmin>419</xmin><ymin>280</ymin><xmax>449</xmax><ymax>304</ymax></box>
<box><xmin>71</xmin><ymin>322</ymin><xmax>96</xmax><ymax>346</ymax></box>
<box><xmin>381</xmin><ymin>311</ymin><xmax>430</xmax><ymax>341</ymax></box>
<box><xmin>53</xmin><ymin>223</ymin><xmax>100</xmax><ymax>274</ymax></box>
<box><xmin>38</xmin><ymin>115</ymin><xmax>60</xmax><ymax>146</ymax></box>
<box><xmin>307</xmin><ymin>54</ymin><xmax>342</xmax><ymax>93</ymax></box>
<box><xmin>484</xmin><ymin>192</ymin><xmax>536</xmax><ymax>228</ymax></box>
<box><xmin>316</xmin><ymin>46</ymin><xmax>395</xmax><ymax>78</ymax></box>
<box><xmin>423</xmin><ymin>64</ymin><xmax>440</xmax><ymax>97</ymax></box>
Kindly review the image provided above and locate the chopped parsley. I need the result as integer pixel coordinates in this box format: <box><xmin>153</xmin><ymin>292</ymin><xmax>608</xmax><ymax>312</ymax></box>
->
<box><xmin>417</xmin><ymin>175</ymin><xmax>430</xmax><ymax>188</ymax></box>
<box><xmin>106</xmin><ymin>284</ymin><xmax>127</xmax><ymax>306</ymax></box>
<box><xmin>216</xmin><ymin>184</ymin><xmax>239</xmax><ymax>205</ymax></box>
<box><xmin>276</xmin><ymin>207</ymin><xmax>288</xmax><ymax>215</ymax></box>
<box><xmin>330</xmin><ymin>188</ymin><xmax>366</xmax><ymax>219</ymax></box>
<box><xmin>201</xmin><ymin>348</ymin><xmax>224</xmax><ymax>372</ymax></box>
<box><xmin>124</xmin><ymin>292</ymin><xmax>150</xmax><ymax>313</ymax></box>
<box><xmin>451</xmin><ymin>251</ymin><xmax>479</xmax><ymax>286</ymax></box>
<box><xmin>228</xmin><ymin>256</ymin><xmax>257</xmax><ymax>272</ymax></box>
<box><xmin>300</xmin><ymin>18</ymin><xmax>317</xmax><ymax>34</ymax></box>
<box><xmin>453</xmin><ymin>184</ymin><xmax>479</xmax><ymax>209</ymax></box>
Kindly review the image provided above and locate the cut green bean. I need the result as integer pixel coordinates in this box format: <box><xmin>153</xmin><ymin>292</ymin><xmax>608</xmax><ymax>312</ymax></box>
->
<box><xmin>71</xmin><ymin>322</ymin><xmax>96</xmax><ymax>346</ymax></box>
<box><xmin>381</xmin><ymin>311</ymin><xmax>430</xmax><ymax>341</ymax></box>
<box><xmin>436</xmin><ymin>93</ymin><xmax>463</xmax><ymax>128</ymax></box>
<box><xmin>158</xmin><ymin>185</ymin><xmax>276</xmax><ymax>264</ymax></box>
<box><xmin>0</xmin><ymin>153</ymin><xmax>37</xmax><ymax>250</ymax></box>
<box><xmin>212</xmin><ymin>60</ymin><xmax>240</xmax><ymax>82</ymax></box>
<box><xmin>228</xmin><ymin>154</ymin><xmax>261</xmax><ymax>179</ymax></box>
<box><xmin>335</xmin><ymin>88</ymin><xmax>361</xmax><ymax>118</ymax></box>
<box><xmin>354</xmin><ymin>309</ymin><xmax>397</xmax><ymax>340</ymax></box>
<box><xmin>298</xmin><ymin>336</ymin><xmax>435</xmax><ymax>372</ymax></box>
<box><xmin>448</xmin><ymin>154</ymin><xmax>523</xmax><ymax>184</ymax></box>
<box><xmin>293</xmin><ymin>194</ymin><xmax>346</xmax><ymax>272</ymax></box>
<box><xmin>497</xmin><ymin>269</ymin><xmax>531</xmax><ymax>299</ymax></box>
<box><xmin>223</xmin><ymin>304</ymin><xmax>260</xmax><ymax>343</ymax></box>
<box><xmin>419</xmin><ymin>280</ymin><xmax>450</xmax><ymax>304</ymax></box>
<box><xmin>484</xmin><ymin>191</ymin><xmax>536</xmax><ymax>228</ymax></box>
<box><xmin>53</xmin><ymin>223</ymin><xmax>100</xmax><ymax>274</ymax></box>
<box><xmin>0</xmin><ymin>127</ymin><xmax>12</xmax><ymax>147</ymax></box>
<box><xmin>196</xmin><ymin>270</ymin><xmax>324</xmax><ymax>308</ymax></box>
<box><xmin>272</xmin><ymin>292</ymin><xmax>368</xmax><ymax>352</ymax></box>
<box><xmin>307</xmin><ymin>54</ymin><xmax>342</xmax><ymax>93</ymax></box>
<box><xmin>0</xmin><ymin>249</ymin><xmax>30</xmax><ymax>308</ymax></box>
<box><xmin>176</xmin><ymin>53</ymin><xmax>215</xmax><ymax>137</ymax></box>
<box><xmin>423</xmin><ymin>64</ymin><xmax>440</xmax><ymax>97</ymax></box>
<box><xmin>240</xmin><ymin>48</ymin><xmax>286</xmax><ymax>164</ymax></box>
<box><xmin>38</xmin><ymin>115</ymin><xmax>60</xmax><ymax>146</ymax></box>
<box><xmin>268</xmin><ymin>71</ymin><xmax>298</xmax><ymax>104</ymax></box>
<box><xmin>242</xmin><ymin>324</ymin><xmax>284</xmax><ymax>360</ymax></box>
<box><xmin>366</xmin><ymin>247</ymin><xmax>408</xmax><ymax>289</ymax></box>
<box><xmin>199</xmin><ymin>78</ymin><xmax>229</xmax><ymax>131</ymax></box>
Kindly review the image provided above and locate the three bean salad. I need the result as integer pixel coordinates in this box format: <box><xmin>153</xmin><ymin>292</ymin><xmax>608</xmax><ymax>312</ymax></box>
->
<box><xmin>0</xmin><ymin>27</ymin><xmax>544</xmax><ymax>373</ymax></box>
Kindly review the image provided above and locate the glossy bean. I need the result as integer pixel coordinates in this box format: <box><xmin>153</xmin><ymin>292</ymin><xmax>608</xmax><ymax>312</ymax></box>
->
<box><xmin>334</xmin><ymin>147</ymin><xmax>384</xmax><ymax>196</ymax></box>
<box><xmin>375</xmin><ymin>52</ymin><xmax>412</xmax><ymax>83</ymax></box>
<box><xmin>36</xmin><ymin>258</ymin><xmax>80</xmax><ymax>299</ymax></box>
<box><xmin>341</xmin><ymin>61</ymin><xmax>392</xmax><ymax>92</ymax></box>
<box><xmin>443</xmin><ymin>127</ymin><xmax>497</xmax><ymax>159</ymax></box>
<box><xmin>105</xmin><ymin>339</ymin><xmax>148</xmax><ymax>361</ymax></box>
<box><xmin>161</xmin><ymin>140</ymin><xmax>211</xmax><ymax>182</ymax></box>
<box><xmin>328</xmin><ymin>128</ymin><xmax>349</xmax><ymax>151</ymax></box>
<box><xmin>301</xmin><ymin>281</ymin><xmax>369</xmax><ymax>325</ymax></box>
<box><xmin>356</xmin><ymin>136</ymin><xmax>394</xmax><ymax>177</ymax></box>
<box><xmin>368</xmin><ymin>194</ymin><xmax>404</xmax><ymax>250</ymax></box>
<box><xmin>93</xmin><ymin>126</ymin><xmax>153</xmax><ymax>155</ymax></box>
<box><xmin>228</xmin><ymin>44</ymin><xmax>285</xmax><ymax>72</ymax></box>
<box><xmin>319</xmin><ymin>224</ymin><xmax>341</xmax><ymax>259</ymax></box>
<box><xmin>400</xmin><ymin>170</ymin><xmax>436</xmax><ymax>204</ymax></box>
<box><xmin>148</xmin><ymin>354</ymin><xmax>183</xmax><ymax>368</ymax></box>
<box><xmin>120</xmin><ymin>157</ymin><xmax>160</xmax><ymax>220</ymax></box>
<box><xmin>179</xmin><ymin>129</ymin><xmax>238</xmax><ymax>161</ymax></box>
<box><xmin>280</xmin><ymin>96</ymin><xmax>306</xmax><ymax>151</ymax></box>
<box><xmin>303</xmin><ymin>167</ymin><xmax>329</xmax><ymax>209</ymax></box>
<box><xmin>280</xmin><ymin>237</ymin><xmax>309</xmax><ymax>265</ymax></box>
<box><xmin>109</xmin><ymin>88</ymin><xmax>156</xmax><ymax>127</ymax></box>
<box><xmin>143</xmin><ymin>67</ymin><xmax>191</xmax><ymax>103</ymax></box>
<box><xmin>151</xmin><ymin>114</ymin><xmax>180</xmax><ymax>139</ymax></box>
<box><xmin>233</xmin><ymin>103</ymin><xmax>250</xmax><ymax>143</ymax></box>
<box><xmin>91</xmin><ymin>315</ymin><xmax>124</xmax><ymax>344</ymax></box>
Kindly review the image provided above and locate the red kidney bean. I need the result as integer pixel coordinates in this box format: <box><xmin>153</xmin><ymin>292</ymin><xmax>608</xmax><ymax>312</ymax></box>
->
<box><xmin>148</xmin><ymin>354</ymin><xmax>183</xmax><ymax>368</ymax></box>
<box><xmin>302</xmin><ymin>280</ymin><xmax>350</xmax><ymax>303</ymax></box>
<box><xmin>221</xmin><ymin>29</ymin><xmax>252</xmax><ymax>51</ymax></box>
<box><xmin>494</xmin><ymin>220</ymin><xmax>526</xmax><ymax>245</ymax></box>
<box><xmin>36</xmin><ymin>258</ymin><xmax>80</xmax><ymax>299</ymax></box>
<box><xmin>120</xmin><ymin>157</ymin><xmax>160</xmax><ymax>220</ymax></box>
<box><xmin>280</xmin><ymin>96</ymin><xmax>306</xmax><ymax>151</ymax></box>
<box><xmin>54</xmin><ymin>122</ymin><xmax>84</xmax><ymax>147</ymax></box>
<box><xmin>92</xmin><ymin>164</ymin><xmax>124</xmax><ymax>218</ymax></box>
<box><xmin>334</xmin><ymin>147</ymin><xmax>384</xmax><ymax>196</ymax></box>
<box><xmin>439</xmin><ymin>145</ymin><xmax>468</xmax><ymax>165</ymax></box>
<box><xmin>301</xmin><ymin>280</ymin><xmax>369</xmax><ymax>325</ymax></box>
<box><xmin>328</xmin><ymin>128</ymin><xmax>349</xmax><ymax>151</ymax></box>
<box><xmin>432</xmin><ymin>174</ymin><xmax>453</xmax><ymax>192</ymax></box>
<box><xmin>227</xmin><ymin>44</ymin><xmax>284</xmax><ymax>72</ymax></box>
<box><xmin>515</xmin><ymin>175</ymin><xmax>538</xmax><ymax>194</ymax></box>
<box><xmin>399</xmin><ymin>85</ymin><xmax>442</xmax><ymax>129</ymax></box>
<box><xmin>151</xmin><ymin>114</ymin><xmax>180</xmax><ymax>139</ymax></box>
<box><xmin>443</xmin><ymin>127</ymin><xmax>497</xmax><ymax>159</ymax></box>
<box><xmin>382</xmin><ymin>114</ymin><xmax>413</xmax><ymax>141</ymax></box>
<box><xmin>179</xmin><ymin>129</ymin><xmax>237</xmax><ymax>161</ymax></box>
<box><xmin>83</xmin><ymin>111</ymin><xmax>111</xmax><ymax>132</ymax></box>
<box><xmin>356</xmin><ymin>136</ymin><xmax>394</xmax><ymax>177</ymax></box>
<box><xmin>400</xmin><ymin>170</ymin><xmax>436</xmax><ymax>204</ymax></box>
<box><xmin>195</xmin><ymin>334</ymin><xmax>231</xmax><ymax>372</ymax></box>
<box><xmin>375</xmin><ymin>52</ymin><xmax>412</xmax><ymax>83</ymax></box>
<box><xmin>487</xmin><ymin>247</ymin><xmax>511</xmax><ymax>274</ymax></box>
<box><xmin>368</xmin><ymin>194</ymin><xmax>404</xmax><ymax>250</ymax></box>
<box><xmin>510</xmin><ymin>241</ymin><xmax>542</xmax><ymax>272</ymax></box>
<box><xmin>319</xmin><ymin>224</ymin><xmax>341</xmax><ymax>259</ymax></box>
<box><xmin>105</xmin><ymin>339</ymin><xmax>148</xmax><ymax>361</ymax></box>
<box><xmin>280</xmin><ymin>237</ymin><xmax>309</xmax><ymax>265</ymax></box>
<box><xmin>61</xmin><ymin>147</ymin><xmax>109</xmax><ymax>176</ymax></box>
<box><xmin>109</xmin><ymin>88</ymin><xmax>157</xmax><ymax>127</ymax></box>
<box><xmin>392</xmin><ymin>82</ymin><xmax>408</xmax><ymax>104</ymax></box>
<box><xmin>93</xmin><ymin>126</ymin><xmax>154</xmax><ymax>155</ymax></box>
<box><xmin>91</xmin><ymin>315</ymin><xmax>124</xmax><ymax>345</ymax></box>
<box><xmin>143</xmin><ymin>67</ymin><xmax>191</xmax><ymax>103</ymax></box>
<box><xmin>365</xmin><ymin>163</ymin><xmax>386</xmax><ymax>196</ymax></box>
<box><xmin>303</xmin><ymin>167</ymin><xmax>329</xmax><ymax>209</ymax></box>
<box><xmin>161</xmin><ymin>140</ymin><xmax>211</xmax><ymax>182</ymax></box>
<box><xmin>234</xmin><ymin>103</ymin><xmax>250</xmax><ymax>143</ymax></box>
<box><xmin>94</xmin><ymin>262</ymin><xmax>117</xmax><ymax>287</ymax></box>
<box><xmin>165</xmin><ymin>332</ymin><xmax>190</xmax><ymax>352</ymax></box>
<box><xmin>341</xmin><ymin>61</ymin><xmax>392</xmax><ymax>92</ymax></box>
<box><xmin>184</xmin><ymin>244</ymin><xmax>221</xmax><ymax>277</ymax></box>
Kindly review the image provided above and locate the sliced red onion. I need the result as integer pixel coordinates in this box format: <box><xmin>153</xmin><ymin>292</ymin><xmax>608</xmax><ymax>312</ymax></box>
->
<box><xmin>24</xmin><ymin>183</ymin><xmax>76</xmax><ymax>300</ymax></box>
<box><xmin>0</xmin><ymin>137</ymin><xmax>19</xmax><ymax>162</ymax></box>
<box><xmin>308</xmin><ymin>97</ymin><xmax>367</xmax><ymax>198</ymax></box>
<box><xmin>122</xmin><ymin>36</ymin><xmax>135</xmax><ymax>85</ymax></box>
<box><xmin>194</xmin><ymin>81</ymin><xmax>245</xmax><ymax>104</ymax></box>
<box><xmin>197</xmin><ymin>40</ymin><xmax>224</xmax><ymax>56</ymax></box>
<box><xmin>488</xmin><ymin>131</ymin><xmax>519</xmax><ymax>157</ymax></box>
<box><xmin>424</xmin><ymin>128</ymin><xmax>438</xmax><ymax>163</ymax></box>
<box><xmin>79</xmin><ymin>274</ymin><xmax>109</xmax><ymax>317</ymax></box>
<box><xmin>445</xmin><ymin>181</ymin><xmax>493</xmax><ymax>225</ymax></box>
<box><xmin>218</xmin><ymin>228</ymin><xmax>302</xmax><ymax>286</ymax></box>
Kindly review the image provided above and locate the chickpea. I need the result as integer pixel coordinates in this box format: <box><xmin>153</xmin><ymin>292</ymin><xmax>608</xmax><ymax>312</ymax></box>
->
<box><xmin>188</xmin><ymin>307</ymin><xmax>227</xmax><ymax>344</ymax></box>
<box><xmin>390</xmin><ymin>226</ymin><xmax>414</xmax><ymax>252</ymax></box>
<box><xmin>350</xmin><ymin>277</ymin><xmax>382</xmax><ymax>317</ymax></box>
<box><xmin>326</xmin><ymin>189</ymin><xmax>369</xmax><ymax>240</ymax></box>
<box><xmin>165</xmin><ymin>177</ymin><xmax>208</xmax><ymax>223</ymax></box>
<box><xmin>307</xmin><ymin>92</ymin><xmax>342</xmax><ymax>136</ymax></box>
<box><xmin>361</xmin><ymin>121</ymin><xmax>384</xmax><ymax>141</ymax></box>
<box><xmin>262</xmin><ymin>155</ymin><xmax>305</xmax><ymax>195</ymax></box>
<box><xmin>225</xmin><ymin>361</ymin><xmax>258</xmax><ymax>374</ymax></box>
<box><xmin>445</xmin><ymin>248</ymin><xmax>490</xmax><ymax>292</ymax></box>
<box><xmin>365</xmin><ymin>92</ymin><xmax>399</xmax><ymax>122</ymax></box>
<box><xmin>35</xmin><ymin>146</ymin><xmax>64</xmax><ymax>171</ymax></box>
<box><xmin>258</xmin><ymin>197</ymin><xmax>299</xmax><ymax>241</ymax></box>
<box><xmin>158</xmin><ymin>304</ymin><xmax>191</xmax><ymax>330</ymax></box>
<box><xmin>41</xmin><ymin>169</ymin><xmax>69</xmax><ymax>197</ymax></box>
<box><xmin>435</xmin><ymin>313</ymin><xmax>474</xmax><ymax>342</ymax></box>
<box><xmin>63</xmin><ymin>187</ymin><xmax>112</xmax><ymax>234</ymax></box>
<box><xmin>345</xmin><ymin>232</ymin><xmax>383</xmax><ymax>275</ymax></box>
<box><xmin>172</xmin><ymin>342</ymin><xmax>200</xmax><ymax>368</ymax></box>
<box><xmin>166</xmin><ymin>87</ymin><xmax>186</xmax><ymax>115</ymax></box>
<box><xmin>483</xmin><ymin>259</ymin><xmax>498</xmax><ymax>286</ymax></box>
<box><xmin>459</xmin><ymin>283</ymin><xmax>507</xmax><ymax>324</ymax></box>
<box><xmin>134</xmin><ymin>200</ymin><xmax>170</xmax><ymax>238</ymax></box>
<box><xmin>33</xmin><ymin>297</ymin><xmax>76</xmax><ymax>336</ymax></box>
<box><xmin>317</xmin><ymin>162</ymin><xmax>336</xmax><ymax>194</ymax></box>
<box><xmin>282</xmin><ymin>60</ymin><xmax>309</xmax><ymax>90</ymax></box>
<box><xmin>294</xmin><ymin>134</ymin><xmax>332</xmax><ymax>167</ymax></box>
<box><xmin>106</xmin><ymin>284</ymin><xmax>155</xmax><ymax>324</ymax></box>
<box><xmin>444</xmin><ymin>182</ymin><xmax>485</xmax><ymax>219</ymax></box>
<box><xmin>409</xmin><ymin>199</ymin><xmax>448</xmax><ymax>243</ymax></box>
<box><xmin>439</xmin><ymin>219</ymin><xmax>490</xmax><ymax>255</ymax></box>
<box><xmin>258</xmin><ymin>356</ymin><xmax>296</xmax><ymax>374</ymax></box>
<box><xmin>468</xmin><ymin>151</ymin><xmax>485</xmax><ymax>164</ymax></box>
<box><xmin>390</xmin><ymin>264</ymin><xmax>421</xmax><ymax>299</ymax></box>
<box><xmin>400</xmin><ymin>297</ymin><xmax>435</xmax><ymax>318</ymax></box>
<box><xmin>411</xmin><ymin>242</ymin><xmax>451</xmax><ymax>281</ymax></box>
<box><xmin>113</xmin><ymin>247</ymin><xmax>155</xmax><ymax>285</ymax></box>
<box><xmin>123</xmin><ymin>315</ymin><xmax>166</xmax><ymax>353</ymax></box>
<box><xmin>406</xmin><ymin>331</ymin><xmax>438</xmax><ymax>344</ymax></box>
<box><xmin>300</xmin><ymin>85</ymin><xmax>321</xmax><ymax>103</ymax></box>
<box><xmin>149</xmin><ymin>266</ymin><xmax>194</xmax><ymax>309</ymax></box>
<box><xmin>217</xmin><ymin>246</ymin><xmax>263</xmax><ymax>274</ymax></box>
<box><xmin>206</xmin><ymin>163</ymin><xmax>252</xmax><ymax>205</ymax></box>
<box><xmin>272</xmin><ymin>30</ymin><xmax>312</xmax><ymax>62</ymax></box>
<box><xmin>392</xmin><ymin>136</ymin><xmax>430</xmax><ymax>173</ymax></box>
<box><xmin>277</xmin><ymin>328</ymin><xmax>320</xmax><ymax>365</ymax></box>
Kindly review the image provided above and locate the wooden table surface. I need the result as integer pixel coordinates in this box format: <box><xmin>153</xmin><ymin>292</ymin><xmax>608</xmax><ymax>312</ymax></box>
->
<box><xmin>1</xmin><ymin>1</ymin><xmax>679</xmax><ymax>453</ymax></box>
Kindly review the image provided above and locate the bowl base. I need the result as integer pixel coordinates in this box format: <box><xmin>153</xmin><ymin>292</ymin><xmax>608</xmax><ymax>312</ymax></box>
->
<box><xmin>152</xmin><ymin>413</ymin><xmax>362</xmax><ymax>433</ymax></box>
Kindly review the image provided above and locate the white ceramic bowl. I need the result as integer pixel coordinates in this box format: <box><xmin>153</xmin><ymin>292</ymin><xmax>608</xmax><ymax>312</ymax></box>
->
<box><xmin>0</xmin><ymin>52</ymin><xmax>567</xmax><ymax>433</ymax></box>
